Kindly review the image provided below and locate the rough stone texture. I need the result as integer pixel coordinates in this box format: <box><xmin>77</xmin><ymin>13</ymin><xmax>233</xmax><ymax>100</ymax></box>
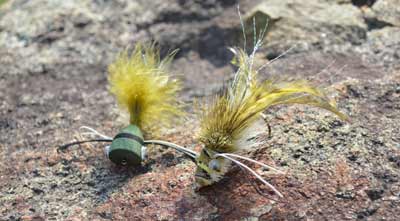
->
<box><xmin>359</xmin><ymin>27</ymin><xmax>400</xmax><ymax>69</ymax></box>
<box><xmin>372</xmin><ymin>0</ymin><xmax>400</xmax><ymax>26</ymax></box>
<box><xmin>244</xmin><ymin>0</ymin><xmax>367</xmax><ymax>57</ymax></box>
<box><xmin>1</xmin><ymin>0</ymin><xmax>400</xmax><ymax>220</ymax></box>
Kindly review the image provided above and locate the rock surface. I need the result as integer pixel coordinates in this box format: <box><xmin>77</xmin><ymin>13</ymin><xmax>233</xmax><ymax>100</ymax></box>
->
<box><xmin>246</xmin><ymin>0</ymin><xmax>367</xmax><ymax>52</ymax></box>
<box><xmin>1</xmin><ymin>0</ymin><xmax>400</xmax><ymax>220</ymax></box>
<box><xmin>372</xmin><ymin>0</ymin><xmax>400</xmax><ymax>26</ymax></box>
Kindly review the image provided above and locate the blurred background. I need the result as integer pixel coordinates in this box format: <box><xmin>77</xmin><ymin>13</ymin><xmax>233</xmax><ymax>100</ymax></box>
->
<box><xmin>1</xmin><ymin>0</ymin><xmax>399</xmax><ymax>220</ymax></box>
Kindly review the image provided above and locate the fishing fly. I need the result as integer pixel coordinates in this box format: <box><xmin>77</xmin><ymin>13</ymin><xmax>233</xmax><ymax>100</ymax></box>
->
<box><xmin>192</xmin><ymin>12</ymin><xmax>349</xmax><ymax>197</ymax></box>
<box><xmin>60</xmin><ymin>9</ymin><xmax>348</xmax><ymax>198</ymax></box>
<box><xmin>60</xmin><ymin>43</ymin><xmax>198</xmax><ymax>166</ymax></box>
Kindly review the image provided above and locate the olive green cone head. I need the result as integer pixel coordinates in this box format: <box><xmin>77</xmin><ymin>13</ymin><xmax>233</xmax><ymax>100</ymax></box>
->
<box><xmin>108</xmin><ymin>124</ymin><xmax>145</xmax><ymax>166</ymax></box>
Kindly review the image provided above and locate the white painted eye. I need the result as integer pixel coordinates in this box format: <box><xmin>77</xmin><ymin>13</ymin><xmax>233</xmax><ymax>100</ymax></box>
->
<box><xmin>208</xmin><ymin>159</ymin><xmax>221</xmax><ymax>171</ymax></box>
<box><xmin>104</xmin><ymin>145</ymin><xmax>110</xmax><ymax>158</ymax></box>
<box><xmin>141</xmin><ymin>146</ymin><xmax>147</xmax><ymax>160</ymax></box>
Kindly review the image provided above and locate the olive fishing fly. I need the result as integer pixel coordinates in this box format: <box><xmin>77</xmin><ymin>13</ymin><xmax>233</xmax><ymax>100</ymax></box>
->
<box><xmin>61</xmin><ymin>7</ymin><xmax>348</xmax><ymax>198</ymax></box>
<box><xmin>60</xmin><ymin>43</ymin><xmax>198</xmax><ymax>166</ymax></box>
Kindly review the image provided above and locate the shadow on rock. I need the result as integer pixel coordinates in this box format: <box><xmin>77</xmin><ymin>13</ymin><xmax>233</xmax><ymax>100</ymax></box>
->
<box><xmin>175</xmin><ymin>167</ymin><xmax>278</xmax><ymax>219</ymax></box>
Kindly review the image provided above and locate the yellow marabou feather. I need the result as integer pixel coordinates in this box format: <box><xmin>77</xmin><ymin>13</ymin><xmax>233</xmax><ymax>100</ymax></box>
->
<box><xmin>198</xmin><ymin>48</ymin><xmax>348</xmax><ymax>153</ymax></box>
<box><xmin>108</xmin><ymin>43</ymin><xmax>182</xmax><ymax>131</ymax></box>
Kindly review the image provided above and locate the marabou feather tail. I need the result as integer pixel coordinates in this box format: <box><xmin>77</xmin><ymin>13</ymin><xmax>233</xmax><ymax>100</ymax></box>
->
<box><xmin>108</xmin><ymin>43</ymin><xmax>183</xmax><ymax>132</ymax></box>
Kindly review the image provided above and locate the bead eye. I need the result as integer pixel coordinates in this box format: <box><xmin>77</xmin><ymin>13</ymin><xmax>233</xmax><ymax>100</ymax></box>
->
<box><xmin>208</xmin><ymin>159</ymin><xmax>221</xmax><ymax>172</ymax></box>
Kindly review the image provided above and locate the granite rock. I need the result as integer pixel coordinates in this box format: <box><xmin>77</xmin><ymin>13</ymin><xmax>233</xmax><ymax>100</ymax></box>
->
<box><xmin>1</xmin><ymin>0</ymin><xmax>400</xmax><ymax>220</ymax></box>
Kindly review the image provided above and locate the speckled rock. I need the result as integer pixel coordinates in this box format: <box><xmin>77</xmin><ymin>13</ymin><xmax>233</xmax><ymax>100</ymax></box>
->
<box><xmin>244</xmin><ymin>0</ymin><xmax>367</xmax><ymax>56</ymax></box>
<box><xmin>1</xmin><ymin>0</ymin><xmax>400</xmax><ymax>220</ymax></box>
<box><xmin>372</xmin><ymin>0</ymin><xmax>400</xmax><ymax>27</ymax></box>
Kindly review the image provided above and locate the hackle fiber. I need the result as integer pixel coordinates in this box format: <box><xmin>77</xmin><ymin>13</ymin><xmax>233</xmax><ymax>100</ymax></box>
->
<box><xmin>199</xmin><ymin>48</ymin><xmax>348</xmax><ymax>154</ymax></box>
